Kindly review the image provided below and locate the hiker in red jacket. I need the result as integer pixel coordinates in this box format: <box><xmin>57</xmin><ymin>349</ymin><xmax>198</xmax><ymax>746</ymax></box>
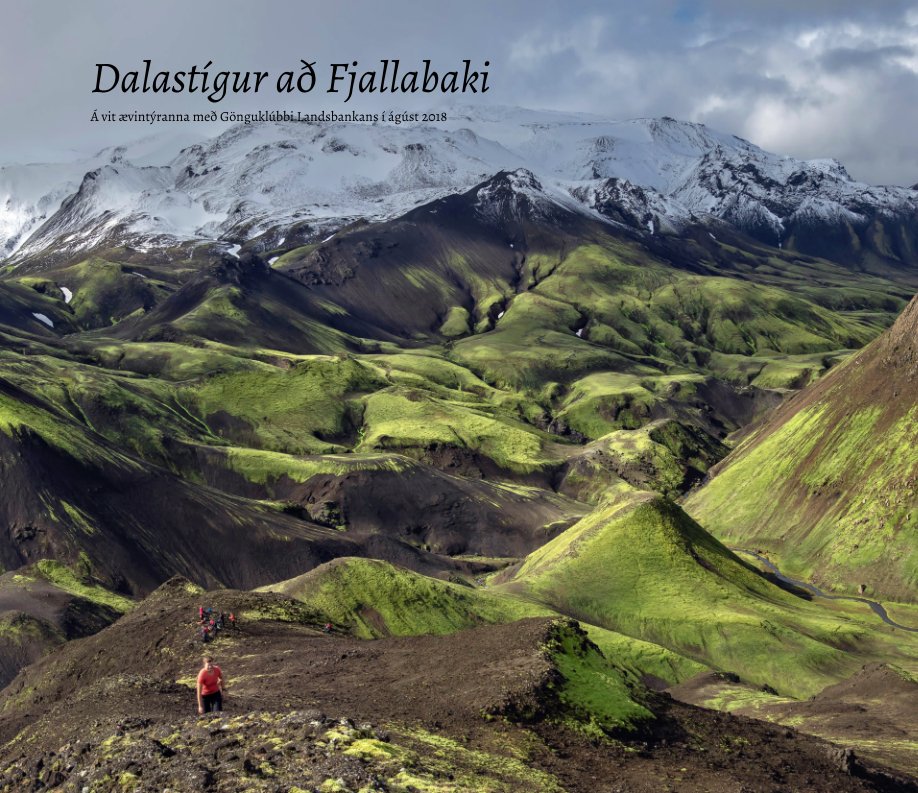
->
<box><xmin>196</xmin><ymin>655</ymin><xmax>225</xmax><ymax>714</ymax></box>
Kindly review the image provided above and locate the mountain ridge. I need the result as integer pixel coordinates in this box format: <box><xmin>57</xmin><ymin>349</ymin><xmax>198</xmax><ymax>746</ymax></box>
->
<box><xmin>3</xmin><ymin>107</ymin><xmax>917</xmax><ymax>275</ymax></box>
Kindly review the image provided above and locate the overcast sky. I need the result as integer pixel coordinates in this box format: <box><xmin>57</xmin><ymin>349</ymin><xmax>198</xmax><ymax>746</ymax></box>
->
<box><xmin>1</xmin><ymin>0</ymin><xmax>916</xmax><ymax>185</ymax></box>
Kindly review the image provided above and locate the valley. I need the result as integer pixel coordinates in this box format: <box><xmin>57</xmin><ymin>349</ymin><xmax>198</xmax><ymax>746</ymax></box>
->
<box><xmin>0</xmin><ymin>107</ymin><xmax>915</xmax><ymax>790</ymax></box>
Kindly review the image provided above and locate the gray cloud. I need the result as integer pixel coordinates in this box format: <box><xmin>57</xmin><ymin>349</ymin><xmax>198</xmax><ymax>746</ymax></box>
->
<box><xmin>502</xmin><ymin>4</ymin><xmax>918</xmax><ymax>184</ymax></box>
<box><xmin>819</xmin><ymin>45</ymin><xmax>915</xmax><ymax>72</ymax></box>
<box><xmin>0</xmin><ymin>0</ymin><xmax>916</xmax><ymax>185</ymax></box>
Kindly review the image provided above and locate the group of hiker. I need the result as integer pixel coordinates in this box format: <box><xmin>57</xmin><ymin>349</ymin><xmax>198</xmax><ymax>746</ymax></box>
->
<box><xmin>197</xmin><ymin>605</ymin><xmax>238</xmax><ymax>644</ymax></box>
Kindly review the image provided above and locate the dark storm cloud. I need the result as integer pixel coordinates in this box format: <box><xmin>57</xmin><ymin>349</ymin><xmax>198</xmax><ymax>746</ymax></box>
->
<box><xmin>0</xmin><ymin>0</ymin><xmax>916</xmax><ymax>185</ymax></box>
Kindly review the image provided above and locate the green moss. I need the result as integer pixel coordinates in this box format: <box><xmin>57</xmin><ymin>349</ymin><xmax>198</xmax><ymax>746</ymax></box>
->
<box><xmin>117</xmin><ymin>771</ymin><xmax>140</xmax><ymax>791</ymax></box>
<box><xmin>542</xmin><ymin>621</ymin><xmax>653</xmax><ymax>733</ymax></box>
<box><xmin>343</xmin><ymin>738</ymin><xmax>412</xmax><ymax>763</ymax></box>
<box><xmin>223</xmin><ymin>447</ymin><xmax>409</xmax><ymax>489</ymax></box>
<box><xmin>238</xmin><ymin>599</ymin><xmax>320</xmax><ymax>625</ymax></box>
<box><xmin>440</xmin><ymin>306</ymin><xmax>471</xmax><ymax>338</ymax></box>
<box><xmin>698</xmin><ymin>684</ymin><xmax>795</xmax><ymax>714</ymax></box>
<box><xmin>33</xmin><ymin>559</ymin><xmax>134</xmax><ymax>613</ymax></box>
<box><xmin>391</xmin><ymin>728</ymin><xmax>564</xmax><ymax>793</ymax></box>
<box><xmin>61</xmin><ymin>501</ymin><xmax>96</xmax><ymax>536</ymax></box>
<box><xmin>364</xmin><ymin>353</ymin><xmax>495</xmax><ymax>396</ymax></box>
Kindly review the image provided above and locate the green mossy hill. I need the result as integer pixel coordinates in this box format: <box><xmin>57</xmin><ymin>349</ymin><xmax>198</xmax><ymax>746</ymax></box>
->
<box><xmin>261</xmin><ymin>557</ymin><xmax>547</xmax><ymax>639</ymax></box>
<box><xmin>191</xmin><ymin>356</ymin><xmax>385</xmax><ymax>455</ymax></box>
<box><xmin>264</xmin><ymin>557</ymin><xmax>705</xmax><ymax>696</ymax></box>
<box><xmin>685</xmin><ymin>293</ymin><xmax>918</xmax><ymax>602</ymax></box>
<box><xmin>359</xmin><ymin>388</ymin><xmax>557</xmax><ymax>475</ymax></box>
<box><xmin>451</xmin><ymin>241</ymin><xmax>903</xmax><ymax>393</ymax></box>
<box><xmin>504</xmin><ymin>492</ymin><xmax>918</xmax><ymax>698</ymax></box>
<box><xmin>559</xmin><ymin>419</ymin><xmax>728</xmax><ymax>502</ymax></box>
<box><xmin>555</xmin><ymin>372</ymin><xmax>703</xmax><ymax>438</ymax></box>
<box><xmin>0</xmin><ymin>350</ymin><xmax>218</xmax><ymax>468</ymax></box>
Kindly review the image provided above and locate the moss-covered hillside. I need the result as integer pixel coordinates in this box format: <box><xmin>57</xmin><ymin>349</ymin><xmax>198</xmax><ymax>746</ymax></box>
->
<box><xmin>685</xmin><ymin>294</ymin><xmax>918</xmax><ymax>601</ymax></box>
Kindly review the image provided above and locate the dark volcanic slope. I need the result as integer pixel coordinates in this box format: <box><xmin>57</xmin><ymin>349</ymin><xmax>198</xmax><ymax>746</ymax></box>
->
<box><xmin>0</xmin><ymin>579</ymin><xmax>913</xmax><ymax>793</ymax></box>
<box><xmin>685</xmin><ymin>293</ymin><xmax>918</xmax><ymax>600</ymax></box>
<box><xmin>0</xmin><ymin>569</ymin><xmax>123</xmax><ymax>688</ymax></box>
<box><xmin>105</xmin><ymin>254</ymin><xmax>362</xmax><ymax>353</ymax></box>
<box><xmin>0</xmin><ymin>416</ymin><xmax>357</xmax><ymax>594</ymax></box>
<box><xmin>277</xmin><ymin>170</ymin><xmax>608</xmax><ymax>341</ymax></box>
<box><xmin>252</xmin><ymin>459</ymin><xmax>582</xmax><ymax>558</ymax></box>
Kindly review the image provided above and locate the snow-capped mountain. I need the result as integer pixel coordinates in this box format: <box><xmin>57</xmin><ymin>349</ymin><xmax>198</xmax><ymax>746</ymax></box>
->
<box><xmin>1</xmin><ymin>106</ymin><xmax>916</xmax><ymax>267</ymax></box>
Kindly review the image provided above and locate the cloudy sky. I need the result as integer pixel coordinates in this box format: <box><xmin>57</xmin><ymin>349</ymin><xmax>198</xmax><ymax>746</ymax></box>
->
<box><xmin>1</xmin><ymin>0</ymin><xmax>916</xmax><ymax>185</ymax></box>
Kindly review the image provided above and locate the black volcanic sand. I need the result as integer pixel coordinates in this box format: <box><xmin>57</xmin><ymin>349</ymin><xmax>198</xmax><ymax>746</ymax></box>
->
<box><xmin>180</xmin><ymin>441</ymin><xmax>584</xmax><ymax>559</ymax></box>
<box><xmin>0</xmin><ymin>578</ymin><xmax>913</xmax><ymax>793</ymax></box>
<box><xmin>0</xmin><ymin>570</ymin><xmax>122</xmax><ymax>688</ymax></box>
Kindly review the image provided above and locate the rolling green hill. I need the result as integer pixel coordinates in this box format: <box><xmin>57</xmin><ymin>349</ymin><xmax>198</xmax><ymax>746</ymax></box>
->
<box><xmin>500</xmin><ymin>491</ymin><xmax>918</xmax><ymax>698</ymax></box>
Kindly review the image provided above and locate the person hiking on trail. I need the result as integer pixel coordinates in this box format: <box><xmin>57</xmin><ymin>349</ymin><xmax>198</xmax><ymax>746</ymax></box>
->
<box><xmin>197</xmin><ymin>655</ymin><xmax>225</xmax><ymax>715</ymax></box>
<box><xmin>228</xmin><ymin>612</ymin><xmax>237</xmax><ymax>630</ymax></box>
